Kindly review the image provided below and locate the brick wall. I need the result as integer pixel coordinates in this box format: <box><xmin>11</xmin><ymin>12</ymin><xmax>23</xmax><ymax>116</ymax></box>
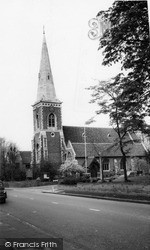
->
<box><xmin>46</xmin><ymin>132</ymin><xmax>62</xmax><ymax>167</ymax></box>
<box><xmin>42</xmin><ymin>106</ymin><xmax>62</xmax><ymax>130</ymax></box>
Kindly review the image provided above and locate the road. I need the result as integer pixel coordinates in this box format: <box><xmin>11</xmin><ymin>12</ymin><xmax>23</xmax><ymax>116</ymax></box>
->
<box><xmin>0</xmin><ymin>187</ymin><xmax>150</xmax><ymax>250</ymax></box>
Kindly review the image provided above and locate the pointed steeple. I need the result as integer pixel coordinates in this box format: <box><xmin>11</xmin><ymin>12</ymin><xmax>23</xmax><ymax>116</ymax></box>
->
<box><xmin>36</xmin><ymin>29</ymin><xmax>58</xmax><ymax>102</ymax></box>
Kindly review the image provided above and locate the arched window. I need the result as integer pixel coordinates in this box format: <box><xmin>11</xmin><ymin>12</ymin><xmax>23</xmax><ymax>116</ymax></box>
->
<box><xmin>68</xmin><ymin>151</ymin><xmax>72</xmax><ymax>159</ymax></box>
<box><xmin>102</xmin><ymin>158</ymin><xmax>110</xmax><ymax>171</ymax></box>
<box><xmin>48</xmin><ymin>113</ymin><xmax>55</xmax><ymax>127</ymax></box>
<box><xmin>36</xmin><ymin>143</ymin><xmax>39</xmax><ymax>161</ymax></box>
<box><xmin>36</xmin><ymin>113</ymin><xmax>39</xmax><ymax>129</ymax></box>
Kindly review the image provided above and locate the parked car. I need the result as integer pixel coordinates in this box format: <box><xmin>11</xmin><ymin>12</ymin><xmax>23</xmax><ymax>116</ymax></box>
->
<box><xmin>0</xmin><ymin>181</ymin><xmax>7</xmax><ymax>203</ymax></box>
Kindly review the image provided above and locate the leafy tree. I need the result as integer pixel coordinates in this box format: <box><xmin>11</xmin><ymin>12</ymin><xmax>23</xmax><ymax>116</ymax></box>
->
<box><xmin>88</xmin><ymin>1</ymin><xmax>150</xmax><ymax>181</ymax></box>
<box><xmin>59</xmin><ymin>160</ymin><xmax>85</xmax><ymax>177</ymax></box>
<box><xmin>41</xmin><ymin>161</ymin><xmax>57</xmax><ymax>181</ymax></box>
<box><xmin>3</xmin><ymin>164</ymin><xmax>12</xmax><ymax>181</ymax></box>
<box><xmin>7</xmin><ymin>144</ymin><xmax>18</xmax><ymax>181</ymax></box>
<box><xmin>13</xmin><ymin>165</ymin><xmax>26</xmax><ymax>181</ymax></box>
<box><xmin>33</xmin><ymin>165</ymin><xmax>41</xmax><ymax>180</ymax></box>
<box><xmin>32</xmin><ymin>137</ymin><xmax>39</xmax><ymax>179</ymax></box>
<box><xmin>132</xmin><ymin>158</ymin><xmax>149</xmax><ymax>174</ymax></box>
<box><xmin>97</xmin><ymin>0</ymin><xmax>150</xmax><ymax>114</ymax></box>
<box><xmin>0</xmin><ymin>138</ymin><xmax>21</xmax><ymax>181</ymax></box>
<box><xmin>0</xmin><ymin>138</ymin><xmax>6</xmax><ymax>180</ymax></box>
<box><xmin>87</xmin><ymin>75</ymin><xmax>148</xmax><ymax>182</ymax></box>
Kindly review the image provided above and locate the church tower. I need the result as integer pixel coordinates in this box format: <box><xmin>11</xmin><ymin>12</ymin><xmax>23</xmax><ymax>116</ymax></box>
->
<box><xmin>32</xmin><ymin>30</ymin><xmax>63</xmax><ymax>169</ymax></box>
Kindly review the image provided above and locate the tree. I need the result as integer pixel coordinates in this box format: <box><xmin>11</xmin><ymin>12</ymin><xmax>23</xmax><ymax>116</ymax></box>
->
<box><xmin>97</xmin><ymin>1</ymin><xmax>150</xmax><ymax>114</ymax></box>
<box><xmin>41</xmin><ymin>161</ymin><xmax>57</xmax><ymax>181</ymax></box>
<box><xmin>31</xmin><ymin>137</ymin><xmax>39</xmax><ymax>179</ymax></box>
<box><xmin>59</xmin><ymin>160</ymin><xmax>85</xmax><ymax>177</ymax></box>
<box><xmin>0</xmin><ymin>138</ymin><xmax>20</xmax><ymax>181</ymax></box>
<box><xmin>7</xmin><ymin>144</ymin><xmax>18</xmax><ymax>181</ymax></box>
<box><xmin>87</xmin><ymin>75</ymin><xmax>148</xmax><ymax>182</ymax></box>
<box><xmin>0</xmin><ymin>138</ymin><xmax>7</xmax><ymax>180</ymax></box>
<box><xmin>132</xmin><ymin>158</ymin><xmax>149</xmax><ymax>174</ymax></box>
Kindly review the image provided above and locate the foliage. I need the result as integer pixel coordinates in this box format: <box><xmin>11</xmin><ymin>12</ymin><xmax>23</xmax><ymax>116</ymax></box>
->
<box><xmin>145</xmin><ymin>149</ymin><xmax>150</xmax><ymax>163</ymax></box>
<box><xmin>132</xmin><ymin>158</ymin><xmax>149</xmax><ymax>174</ymax></box>
<box><xmin>97</xmin><ymin>1</ymin><xmax>150</xmax><ymax>113</ymax></box>
<box><xmin>32</xmin><ymin>165</ymin><xmax>41</xmax><ymax>179</ymax></box>
<box><xmin>59</xmin><ymin>160</ymin><xmax>85</xmax><ymax>185</ymax></box>
<box><xmin>60</xmin><ymin>176</ymin><xmax>78</xmax><ymax>185</ymax></box>
<box><xmin>89</xmin><ymin>1</ymin><xmax>150</xmax><ymax>181</ymax></box>
<box><xmin>13</xmin><ymin>166</ymin><xmax>26</xmax><ymax>181</ymax></box>
<box><xmin>59</xmin><ymin>160</ymin><xmax>85</xmax><ymax>177</ymax></box>
<box><xmin>7</xmin><ymin>145</ymin><xmax>19</xmax><ymax>180</ymax></box>
<box><xmin>80</xmin><ymin>174</ymin><xmax>91</xmax><ymax>183</ymax></box>
<box><xmin>88</xmin><ymin>76</ymin><xmax>147</xmax><ymax>133</ymax></box>
<box><xmin>87</xmin><ymin>76</ymin><xmax>148</xmax><ymax>181</ymax></box>
<box><xmin>2</xmin><ymin>164</ymin><xmax>12</xmax><ymax>181</ymax></box>
<box><xmin>0</xmin><ymin>138</ymin><xmax>21</xmax><ymax>181</ymax></box>
<box><xmin>40</xmin><ymin>161</ymin><xmax>57</xmax><ymax>181</ymax></box>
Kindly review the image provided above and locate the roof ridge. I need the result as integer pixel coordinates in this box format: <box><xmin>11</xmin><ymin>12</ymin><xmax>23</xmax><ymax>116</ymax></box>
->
<box><xmin>71</xmin><ymin>142</ymin><xmax>113</xmax><ymax>144</ymax></box>
<box><xmin>19</xmin><ymin>151</ymin><xmax>31</xmax><ymax>153</ymax></box>
<box><xmin>63</xmin><ymin>125</ymin><xmax>113</xmax><ymax>129</ymax></box>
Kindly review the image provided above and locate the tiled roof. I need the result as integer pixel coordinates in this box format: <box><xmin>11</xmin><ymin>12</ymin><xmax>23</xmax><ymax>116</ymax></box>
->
<box><xmin>20</xmin><ymin>151</ymin><xmax>31</xmax><ymax>164</ymax></box>
<box><xmin>102</xmin><ymin>142</ymin><xmax>146</xmax><ymax>157</ymax></box>
<box><xmin>63</xmin><ymin>126</ymin><xmax>145</xmax><ymax>158</ymax></box>
<box><xmin>72</xmin><ymin>143</ymin><xmax>110</xmax><ymax>157</ymax></box>
<box><xmin>71</xmin><ymin>142</ymin><xmax>146</xmax><ymax>158</ymax></box>
<box><xmin>72</xmin><ymin>143</ymin><xmax>145</xmax><ymax>157</ymax></box>
<box><xmin>63</xmin><ymin>126</ymin><xmax>118</xmax><ymax>144</ymax></box>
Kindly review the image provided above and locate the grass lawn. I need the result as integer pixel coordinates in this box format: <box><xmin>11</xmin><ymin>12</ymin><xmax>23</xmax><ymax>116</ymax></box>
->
<box><xmin>4</xmin><ymin>175</ymin><xmax>150</xmax><ymax>201</ymax></box>
<box><xmin>58</xmin><ymin>175</ymin><xmax>150</xmax><ymax>201</ymax></box>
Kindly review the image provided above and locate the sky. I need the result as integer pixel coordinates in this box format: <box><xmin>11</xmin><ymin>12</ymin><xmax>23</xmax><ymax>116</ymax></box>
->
<box><xmin>0</xmin><ymin>0</ymin><xmax>149</xmax><ymax>151</ymax></box>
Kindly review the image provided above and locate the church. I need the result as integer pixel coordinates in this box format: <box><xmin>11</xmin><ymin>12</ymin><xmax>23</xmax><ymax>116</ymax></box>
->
<box><xmin>31</xmin><ymin>30</ymin><xmax>148</xmax><ymax>178</ymax></box>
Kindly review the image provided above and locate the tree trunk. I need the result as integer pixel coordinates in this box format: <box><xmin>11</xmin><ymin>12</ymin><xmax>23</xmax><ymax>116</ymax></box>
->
<box><xmin>11</xmin><ymin>163</ymin><xmax>15</xmax><ymax>181</ymax></box>
<box><xmin>122</xmin><ymin>154</ymin><xmax>128</xmax><ymax>182</ymax></box>
<box><xmin>99</xmin><ymin>155</ymin><xmax>104</xmax><ymax>182</ymax></box>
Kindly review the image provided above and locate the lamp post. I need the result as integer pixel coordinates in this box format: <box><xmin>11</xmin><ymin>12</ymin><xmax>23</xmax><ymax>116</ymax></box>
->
<box><xmin>148</xmin><ymin>0</ymin><xmax>150</xmax><ymax>32</ymax></box>
<box><xmin>99</xmin><ymin>152</ymin><xmax>104</xmax><ymax>182</ymax></box>
<box><xmin>83</xmin><ymin>126</ymin><xmax>88</xmax><ymax>174</ymax></box>
<box><xmin>84</xmin><ymin>117</ymin><xmax>96</xmax><ymax>174</ymax></box>
<box><xmin>0</xmin><ymin>140</ymin><xmax>2</xmax><ymax>179</ymax></box>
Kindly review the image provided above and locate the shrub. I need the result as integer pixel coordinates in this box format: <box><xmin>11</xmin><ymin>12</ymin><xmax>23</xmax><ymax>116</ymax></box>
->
<box><xmin>41</xmin><ymin>161</ymin><xmax>58</xmax><ymax>181</ymax></box>
<box><xmin>3</xmin><ymin>165</ymin><xmax>12</xmax><ymax>181</ymax></box>
<box><xmin>13</xmin><ymin>168</ymin><xmax>26</xmax><ymax>181</ymax></box>
<box><xmin>79</xmin><ymin>174</ymin><xmax>91</xmax><ymax>183</ymax></box>
<box><xmin>91</xmin><ymin>178</ymin><xmax>98</xmax><ymax>183</ymax></box>
<box><xmin>60</xmin><ymin>176</ymin><xmax>78</xmax><ymax>185</ymax></box>
<box><xmin>133</xmin><ymin>158</ymin><xmax>149</xmax><ymax>174</ymax></box>
<box><xmin>33</xmin><ymin>165</ymin><xmax>41</xmax><ymax>179</ymax></box>
<box><xmin>59</xmin><ymin>160</ymin><xmax>85</xmax><ymax>177</ymax></box>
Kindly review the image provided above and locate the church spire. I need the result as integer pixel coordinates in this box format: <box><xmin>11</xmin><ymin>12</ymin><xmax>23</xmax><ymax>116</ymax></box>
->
<box><xmin>43</xmin><ymin>25</ymin><xmax>45</xmax><ymax>34</ymax></box>
<box><xmin>36</xmin><ymin>29</ymin><xmax>58</xmax><ymax>102</ymax></box>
